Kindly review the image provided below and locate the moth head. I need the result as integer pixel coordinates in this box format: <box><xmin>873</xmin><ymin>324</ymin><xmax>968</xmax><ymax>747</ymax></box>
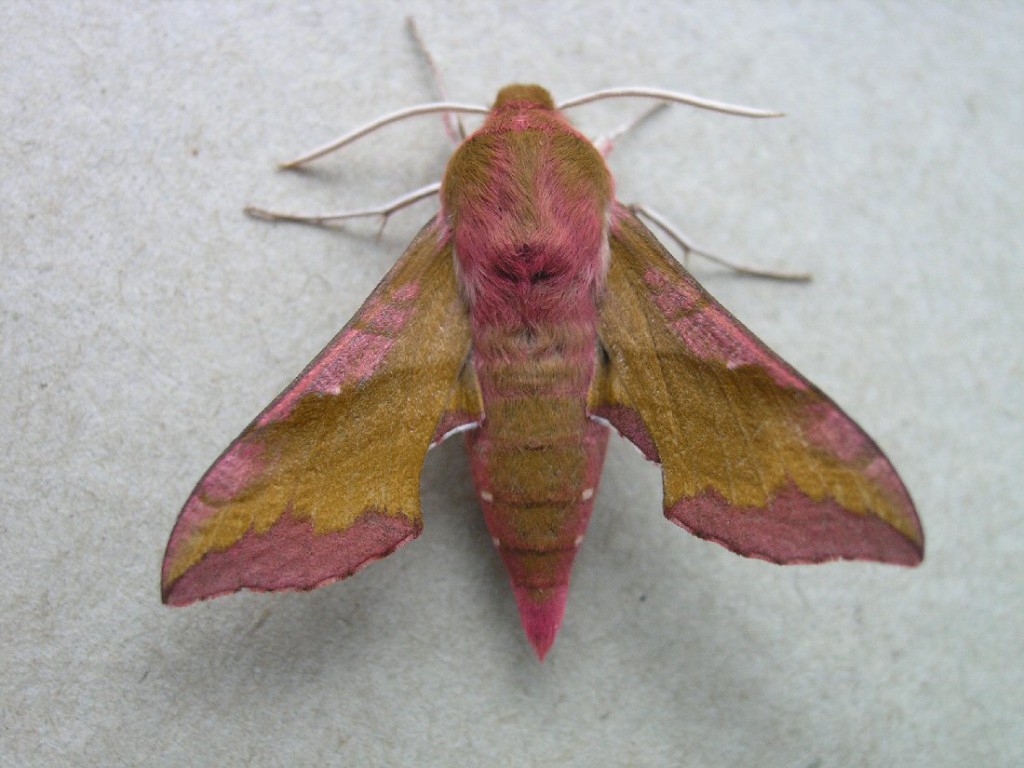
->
<box><xmin>492</xmin><ymin>84</ymin><xmax>556</xmax><ymax>112</ymax></box>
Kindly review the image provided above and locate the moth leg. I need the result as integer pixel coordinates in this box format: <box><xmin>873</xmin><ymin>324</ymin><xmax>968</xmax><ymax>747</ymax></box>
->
<box><xmin>631</xmin><ymin>204</ymin><xmax>812</xmax><ymax>283</ymax></box>
<box><xmin>245</xmin><ymin>182</ymin><xmax>441</xmax><ymax>233</ymax></box>
<box><xmin>592</xmin><ymin>103</ymin><xmax>668</xmax><ymax>157</ymax></box>
<box><xmin>406</xmin><ymin>17</ymin><xmax>466</xmax><ymax>143</ymax></box>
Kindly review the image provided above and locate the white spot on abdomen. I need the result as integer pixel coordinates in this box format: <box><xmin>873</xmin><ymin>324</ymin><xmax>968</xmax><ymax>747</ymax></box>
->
<box><xmin>581</xmin><ymin>488</ymin><xmax>594</xmax><ymax>501</ymax></box>
<box><xmin>481</xmin><ymin>490</ymin><xmax>493</xmax><ymax>502</ymax></box>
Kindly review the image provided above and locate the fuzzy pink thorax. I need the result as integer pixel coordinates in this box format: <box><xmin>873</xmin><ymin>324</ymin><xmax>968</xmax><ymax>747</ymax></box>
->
<box><xmin>442</xmin><ymin>86</ymin><xmax>613</xmax><ymax>329</ymax></box>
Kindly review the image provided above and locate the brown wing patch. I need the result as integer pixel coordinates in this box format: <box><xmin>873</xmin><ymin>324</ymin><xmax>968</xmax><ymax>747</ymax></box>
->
<box><xmin>432</xmin><ymin>356</ymin><xmax>484</xmax><ymax>445</ymax></box>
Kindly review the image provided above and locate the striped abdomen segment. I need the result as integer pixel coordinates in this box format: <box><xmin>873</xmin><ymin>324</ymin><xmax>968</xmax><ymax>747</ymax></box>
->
<box><xmin>466</xmin><ymin>320</ymin><xmax>609</xmax><ymax>657</ymax></box>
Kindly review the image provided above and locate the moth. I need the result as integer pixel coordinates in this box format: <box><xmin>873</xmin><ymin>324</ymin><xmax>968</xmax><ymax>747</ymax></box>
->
<box><xmin>162</xmin><ymin>83</ymin><xmax>923</xmax><ymax>660</ymax></box>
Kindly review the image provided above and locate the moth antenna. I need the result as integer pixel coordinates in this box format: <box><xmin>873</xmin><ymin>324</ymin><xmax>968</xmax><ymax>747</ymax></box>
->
<box><xmin>632</xmin><ymin>204</ymin><xmax>811</xmax><ymax>282</ymax></box>
<box><xmin>559</xmin><ymin>87</ymin><xmax>784</xmax><ymax>119</ymax></box>
<box><xmin>244</xmin><ymin>182</ymin><xmax>442</xmax><ymax>228</ymax></box>
<box><xmin>279</xmin><ymin>103</ymin><xmax>488</xmax><ymax>169</ymax></box>
<box><xmin>593</xmin><ymin>102</ymin><xmax>669</xmax><ymax>157</ymax></box>
<box><xmin>406</xmin><ymin>17</ymin><xmax>466</xmax><ymax>143</ymax></box>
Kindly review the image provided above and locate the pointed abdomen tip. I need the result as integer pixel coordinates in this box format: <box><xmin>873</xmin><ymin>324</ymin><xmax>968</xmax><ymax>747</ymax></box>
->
<box><xmin>513</xmin><ymin>584</ymin><xmax>570</xmax><ymax>661</ymax></box>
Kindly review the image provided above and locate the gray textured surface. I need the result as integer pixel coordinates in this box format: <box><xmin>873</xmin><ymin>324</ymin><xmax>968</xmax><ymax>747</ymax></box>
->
<box><xmin>2</xmin><ymin>2</ymin><xmax>1021</xmax><ymax>766</ymax></box>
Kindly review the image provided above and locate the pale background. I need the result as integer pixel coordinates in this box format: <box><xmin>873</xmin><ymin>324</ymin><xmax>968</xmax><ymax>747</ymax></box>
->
<box><xmin>2</xmin><ymin>2</ymin><xmax>1021</xmax><ymax>766</ymax></box>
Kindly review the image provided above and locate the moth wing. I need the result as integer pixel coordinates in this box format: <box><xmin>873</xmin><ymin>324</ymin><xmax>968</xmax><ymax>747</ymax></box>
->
<box><xmin>592</xmin><ymin>210</ymin><xmax>923</xmax><ymax>565</ymax></box>
<box><xmin>431</xmin><ymin>353</ymin><xmax>484</xmax><ymax>445</ymax></box>
<box><xmin>163</xmin><ymin>221</ymin><xmax>472</xmax><ymax>605</ymax></box>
